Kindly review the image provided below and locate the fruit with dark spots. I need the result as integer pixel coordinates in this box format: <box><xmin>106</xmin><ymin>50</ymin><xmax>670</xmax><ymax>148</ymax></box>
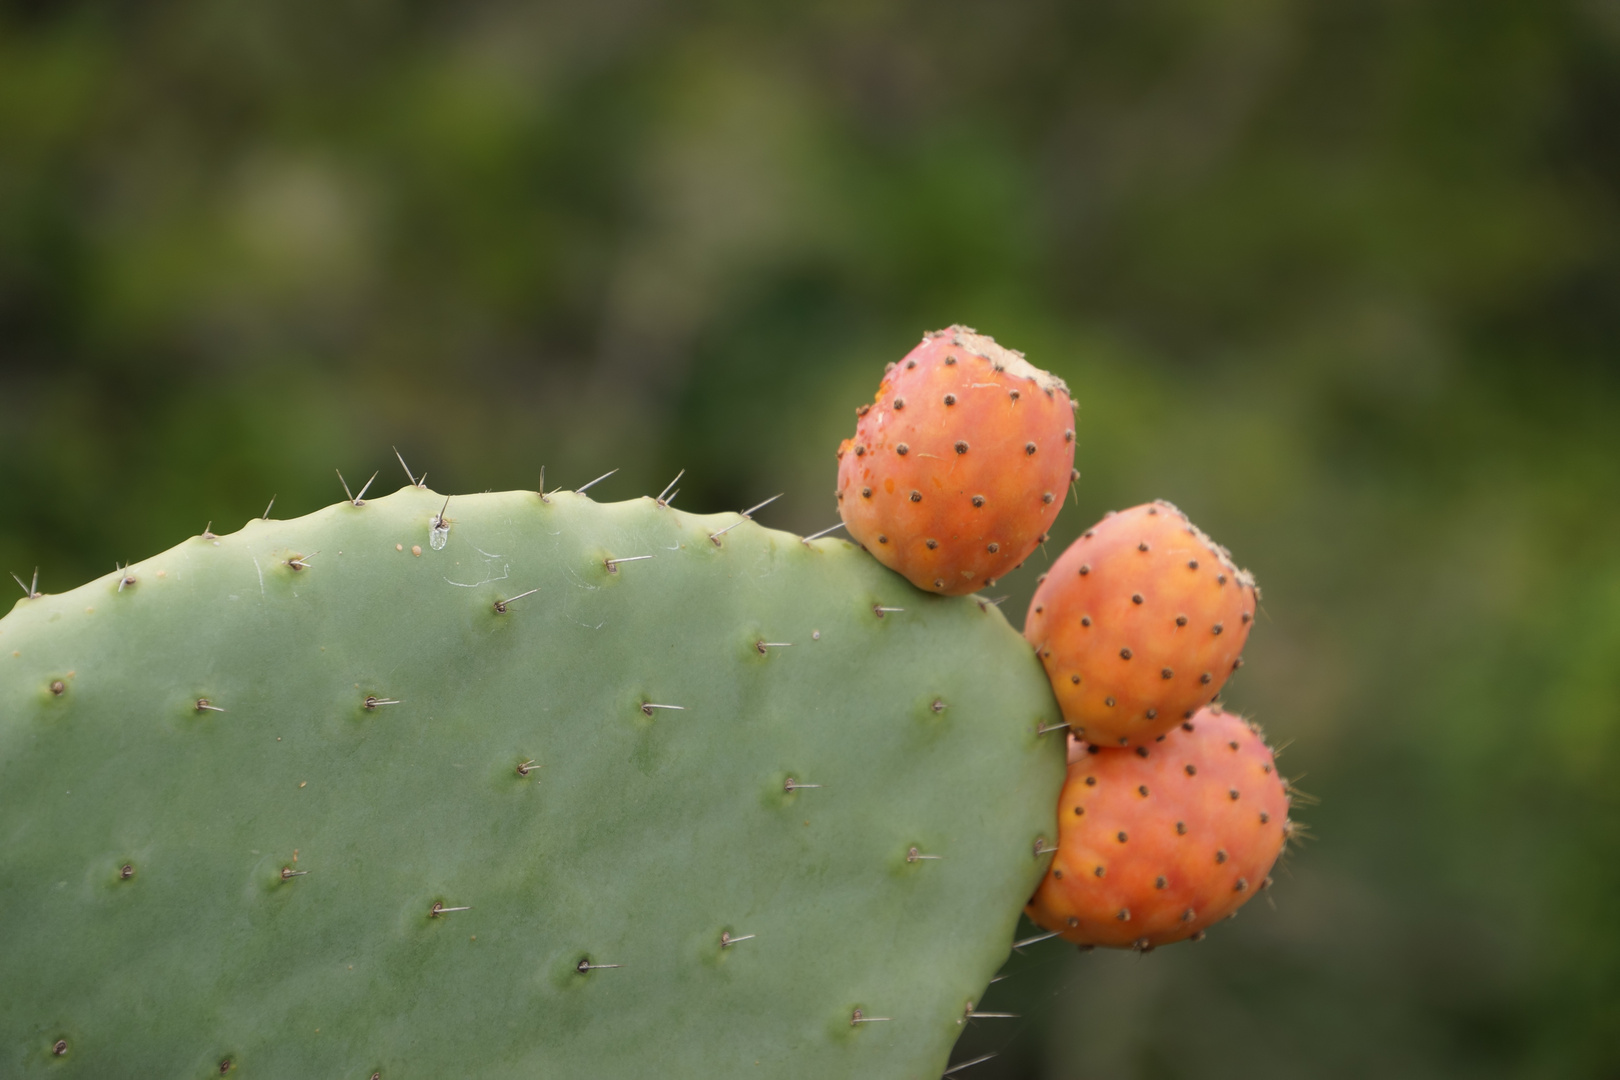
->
<box><xmin>1024</xmin><ymin>501</ymin><xmax>1257</xmax><ymax>746</ymax></box>
<box><xmin>836</xmin><ymin>326</ymin><xmax>1075</xmax><ymax>594</ymax></box>
<box><xmin>1027</xmin><ymin>705</ymin><xmax>1290</xmax><ymax>949</ymax></box>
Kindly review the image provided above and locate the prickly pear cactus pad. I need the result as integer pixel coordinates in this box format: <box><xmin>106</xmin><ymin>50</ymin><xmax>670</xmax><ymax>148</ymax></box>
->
<box><xmin>0</xmin><ymin>486</ymin><xmax>1064</xmax><ymax>1078</ymax></box>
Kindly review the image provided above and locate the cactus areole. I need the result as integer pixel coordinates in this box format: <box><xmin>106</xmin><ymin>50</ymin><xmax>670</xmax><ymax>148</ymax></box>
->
<box><xmin>0</xmin><ymin>486</ymin><xmax>1065</xmax><ymax>1077</ymax></box>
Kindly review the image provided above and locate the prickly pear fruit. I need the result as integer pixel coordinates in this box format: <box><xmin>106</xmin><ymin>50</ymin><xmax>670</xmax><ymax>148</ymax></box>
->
<box><xmin>1024</xmin><ymin>501</ymin><xmax>1257</xmax><ymax>747</ymax></box>
<box><xmin>836</xmin><ymin>326</ymin><xmax>1075</xmax><ymax>595</ymax></box>
<box><xmin>1025</xmin><ymin>705</ymin><xmax>1290</xmax><ymax>950</ymax></box>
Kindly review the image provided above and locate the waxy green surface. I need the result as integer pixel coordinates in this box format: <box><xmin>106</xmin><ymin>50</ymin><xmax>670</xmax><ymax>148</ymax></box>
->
<box><xmin>0</xmin><ymin>487</ymin><xmax>1063</xmax><ymax>1078</ymax></box>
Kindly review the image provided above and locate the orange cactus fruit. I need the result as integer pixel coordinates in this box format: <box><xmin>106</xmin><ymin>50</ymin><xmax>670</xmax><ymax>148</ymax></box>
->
<box><xmin>1025</xmin><ymin>501</ymin><xmax>1257</xmax><ymax>747</ymax></box>
<box><xmin>835</xmin><ymin>326</ymin><xmax>1075</xmax><ymax>596</ymax></box>
<box><xmin>1026</xmin><ymin>705</ymin><xmax>1292</xmax><ymax>951</ymax></box>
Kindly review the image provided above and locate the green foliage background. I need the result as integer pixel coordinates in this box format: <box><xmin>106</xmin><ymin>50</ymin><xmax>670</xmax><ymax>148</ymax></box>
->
<box><xmin>3</xmin><ymin>2</ymin><xmax>1617</xmax><ymax>1075</ymax></box>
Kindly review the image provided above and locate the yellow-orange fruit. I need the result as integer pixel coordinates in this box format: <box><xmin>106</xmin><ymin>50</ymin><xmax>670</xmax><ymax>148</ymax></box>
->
<box><xmin>836</xmin><ymin>326</ymin><xmax>1075</xmax><ymax>595</ymax></box>
<box><xmin>1026</xmin><ymin>705</ymin><xmax>1291</xmax><ymax>951</ymax></box>
<box><xmin>1025</xmin><ymin>501</ymin><xmax>1257</xmax><ymax>747</ymax></box>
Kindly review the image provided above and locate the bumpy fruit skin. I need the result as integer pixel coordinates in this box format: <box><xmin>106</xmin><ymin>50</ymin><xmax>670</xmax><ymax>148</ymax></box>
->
<box><xmin>836</xmin><ymin>326</ymin><xmax>1075</xmax><ymax>595</ymax></box>
<box><xmin>1026</xmin><ymin>705</ymin><xmax>1290</xmax><ymax>950</ymax></box>
<box><xmin>1024</xmin><ymin>501</ymin><xmax>1257</xmax><ymax>747</ymax></box>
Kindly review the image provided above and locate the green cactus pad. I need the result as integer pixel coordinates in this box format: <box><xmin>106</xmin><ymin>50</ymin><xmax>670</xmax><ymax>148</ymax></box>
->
<box><xmin>0</xmin><ymin>486</ymin><xmax>1064</xmax><ymax>1078</ymax></box>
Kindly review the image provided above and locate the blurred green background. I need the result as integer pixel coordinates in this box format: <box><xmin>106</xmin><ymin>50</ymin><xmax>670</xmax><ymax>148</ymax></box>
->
<box><xmin>3</xmin><ymin>2</ymin><xmax>1618</xmax><ymax>1076</ymax></box>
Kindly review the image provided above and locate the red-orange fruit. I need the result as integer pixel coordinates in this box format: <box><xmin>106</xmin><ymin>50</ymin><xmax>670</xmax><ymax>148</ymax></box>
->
<box><xmin>1024</xmin><ymin>501</ymin><xmax>1257</xmax><ymax>747</ymax></box>
<box><xmin>1026</xmin><ymin>705</ymin><xmax>1292</xmax><ymax>951</ymax></box>
<box><xmin>835</xmin><ymin>326</ymin><xmax>1075</xmax><ymax>595</ymax></box>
